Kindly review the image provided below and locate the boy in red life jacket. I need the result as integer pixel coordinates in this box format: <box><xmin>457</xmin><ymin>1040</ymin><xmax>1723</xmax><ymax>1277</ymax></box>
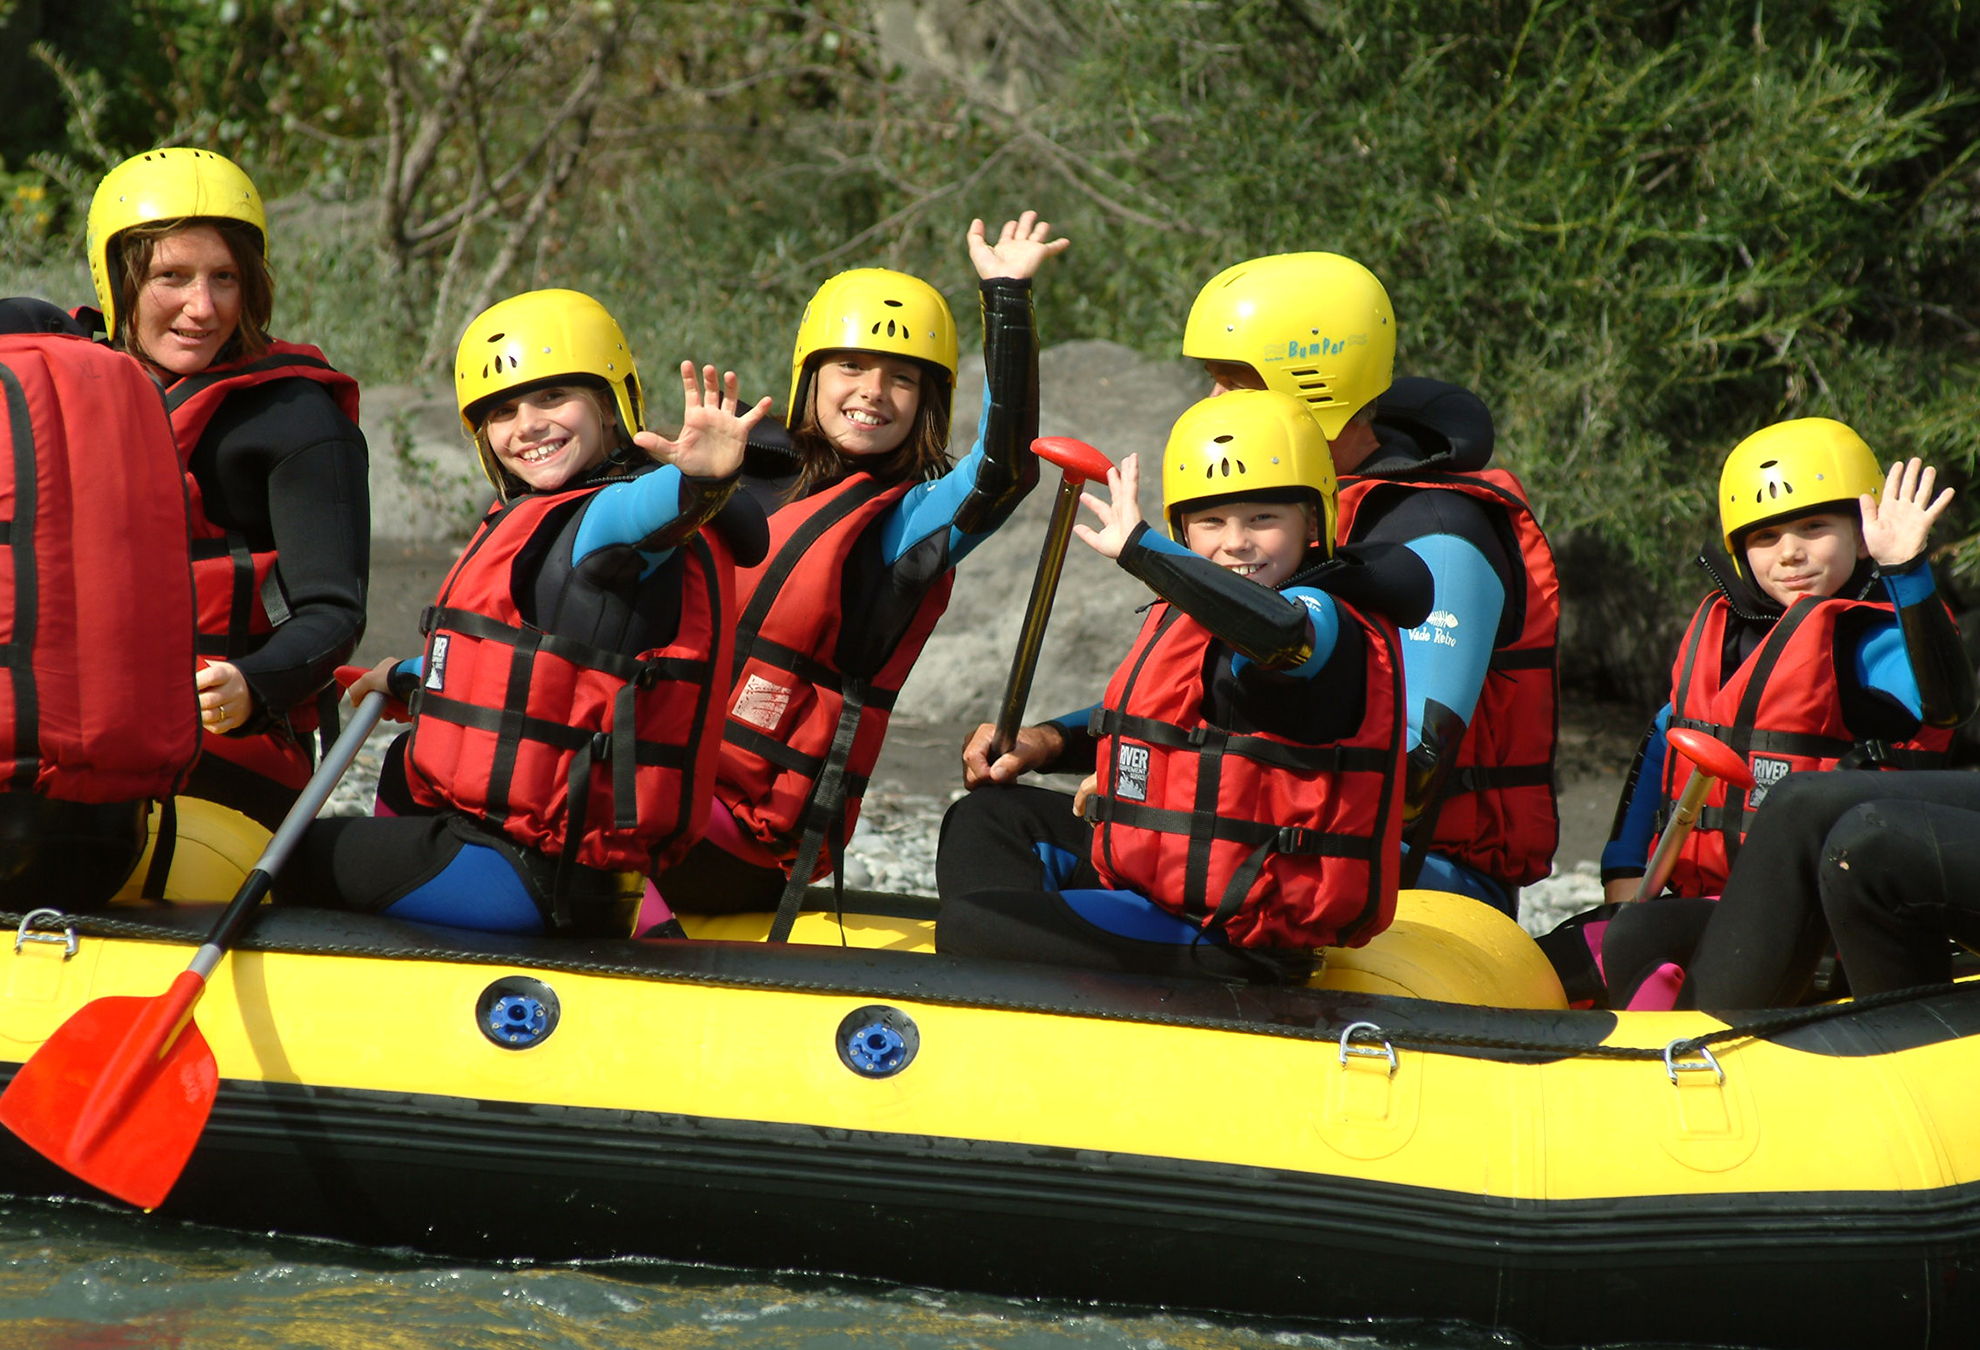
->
<box><xmin>277</xmin><ymin>290</ymin><xmax>770</xmax><ymax>937</ymax></box>
<box><xmin>935</xmin><ymin>390</ymin><xmax>1431</xmax><ymax>983</ymax></box>
<box><xmin>1547</xmin><ymin>419</ymin><xmax>1973</xmax><ymax>1008</ymax></box>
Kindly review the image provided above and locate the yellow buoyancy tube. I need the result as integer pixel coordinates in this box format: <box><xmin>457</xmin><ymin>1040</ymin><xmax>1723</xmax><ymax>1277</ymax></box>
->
<box><xmin>111</xmin><ymin>798</ymin><xmax>269</xmax><ymax>903</ymax></box>
<box><xmin>682</xmin><ymin>890</ymin><xmax>1568</xmax><ymax>1011</ymax></box>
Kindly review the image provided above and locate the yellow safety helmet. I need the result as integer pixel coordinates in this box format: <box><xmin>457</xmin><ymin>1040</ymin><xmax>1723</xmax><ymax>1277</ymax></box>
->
<box><xmin>87</xmin><ymin>148</ymin><xmax>266</xmax><ymax>338</ymax></box>
<box><xmin>1718</xmin><ymin>418</ymin><xmax>1883</xmax><ymax>574</ymax></box>
<box><xmin>787</xmin><ymin>268</ymin><xmax>958</xmax><ymax>434</ymax></box>
<box><xmin>454</xmin><ymin>289</ymin><xmax>643</xmax><ymax>493</ymax></box>
<box><xmin>1161</xmin><ymin>389</ymin><xmax>1337</xmax><ymax>552</ymax></box>
<box><xmin>1183</xmin><ymin>252</ymin><xmax>1395</xmax><ymax>441</ymax></box>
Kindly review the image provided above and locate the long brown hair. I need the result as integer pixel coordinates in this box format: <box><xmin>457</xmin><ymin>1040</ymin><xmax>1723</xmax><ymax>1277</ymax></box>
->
<box><xmin>785</xmin><ymin>355</ymin><xmax>953</xmax><ymax>501</ymax></box>
<box><xmin>112</xmin><ymin>217</ymin><xmax>274</xmax><ymax>368</ymax></box>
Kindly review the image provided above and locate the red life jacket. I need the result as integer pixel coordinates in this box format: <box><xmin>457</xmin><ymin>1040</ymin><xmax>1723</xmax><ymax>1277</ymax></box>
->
<box><xmin>405</xmin><ymin>484</ymin><xmax>736</xmax><ymax>885</ymax></box>
<box><xmin>1334</xmin><ymin>468</ymin><xmax>1561</xmax><ymax>887</ymax></box>
<box><xmin>1087</xmin><ymin>600</ymin><xmax>1408</xmax><ymax>950</ymax></box>
<box><xmin>160</xmin><ymin>343</ymin><xmax>361</xmax><ymax>672</ymax></box>
<box><xmin>1658</xmin><ymin>592</ymin><xmax>1953</xmax><ymax>895</ymax></box>
<box><xmin>0</xmin><ymin>334</ymin><xmax>199</xmax><ymax>802</ymax></box>
<box><xmin>716</xmin><ymin>474</ymin><xmax>954</xmax><ymax>877</ymax></box>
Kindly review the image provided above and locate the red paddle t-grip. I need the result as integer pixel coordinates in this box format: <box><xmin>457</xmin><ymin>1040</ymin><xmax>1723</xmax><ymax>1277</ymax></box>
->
<box><xmin>1032</xmin><ymin>436</ymin><xmax>1113</xmax><ymax>483</ymax></box>
<box><xmin>1665</xmin><ymin>727</ymin><xmax>1756</xmax><ymax>791</ymax></box>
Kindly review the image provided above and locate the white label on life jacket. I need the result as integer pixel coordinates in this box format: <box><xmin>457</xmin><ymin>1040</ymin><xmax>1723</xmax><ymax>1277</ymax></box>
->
<box><xmin>425</xmin><ymin>635</ymin><xmax>449</xmax><ymax>690</ymax></box>
<box><xmin>732</xmin><ymin>674</ymin><xmax>793</xmax><ymax>733</ymax></box>
<box><xmin>1748</xmin><ymin>755</ymin><xmax>1791</xmax><ymax>808</ymax></box>
<box><xmin>1115</xmin><ymin>743</ymin><xmax>1150</xmax><ymax>802</ymax></box>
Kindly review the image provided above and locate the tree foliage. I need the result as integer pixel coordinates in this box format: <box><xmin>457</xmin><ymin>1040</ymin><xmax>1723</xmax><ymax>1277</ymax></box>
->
<box><xmin>2</xmin><ymin>0</ymin><xmax>1974</xmax><ymax>696</ymax></box>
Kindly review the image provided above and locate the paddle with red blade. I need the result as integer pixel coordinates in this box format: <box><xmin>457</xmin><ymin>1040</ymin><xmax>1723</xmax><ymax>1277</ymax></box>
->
<box><xmin>0</xmin><ymin>690</ymin><xmax>387</xmax><ymax>1209</ymax></box>
<box><xmin>1631</xmin><ymin>726</ymin><xmax>1755</xmax><ymax>903</ymax></box>
<box><xmin>989</xmin><ymin>436</ymin><xmax>1116</xmax><ymax>760</ymax></box>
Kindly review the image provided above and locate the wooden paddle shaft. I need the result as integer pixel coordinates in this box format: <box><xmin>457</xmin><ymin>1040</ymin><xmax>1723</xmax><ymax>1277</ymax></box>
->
<box><xmin>989</xmin><ymin>473</ymin><xmax>1084</xmax><ymax>761</ymax></box>
<box><xmin>1631</xmin><ymin>768</ymin><xmax>1715</xmax><ymax>904</ymax></box>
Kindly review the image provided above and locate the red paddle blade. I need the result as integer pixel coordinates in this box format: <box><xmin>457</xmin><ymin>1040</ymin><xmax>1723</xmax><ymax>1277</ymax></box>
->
<box><xmin>0</xmin><ymin>970</ymin><xmax>218</xmax><ymax>1210</ymax></box>
<box><xmin>1031</xmin><ymin>436</ymin><xmax>1114</xmax><ymax>483</ymax></box>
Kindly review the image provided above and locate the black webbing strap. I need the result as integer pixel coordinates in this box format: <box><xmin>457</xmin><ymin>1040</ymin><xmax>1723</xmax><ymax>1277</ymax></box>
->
<box><xmin>731</xmin><ymin>476</ymin><xmax>892</xmax><ymax>683</ymax></box>
<box><xmin>1086</xmin><ymin>707</ymin><xmax>1386</xmax><ymax>776</ymax></box>
<box><xmin>141</xmin><ymin>797</ymin><xmax>178</xmax><ymax>897</ymax></box>
<box><xmin>1445</xmin><ymin>762</ymin><xmax>1555</xmax><ymax>795</ymax></box>
<box><xmin>1720</xmin><ymin>601</ymin><xmax>1822</xmax><ymax>870</ymax></box>
<box><xmin>414</xmin><ymin>692</ymin><xmax>690</xmax><ymax>769</ymax></box>
<box><xmin>1204</xmin><ymin>824</ymin><xmax>1335</xmax><ymax>936</ymax></box>
<box><xmin>430</xmin><ymin>607</ymin><xmax>707</xmax><ymax>687</ymax></box>
<box><xmin>0</xmin><ymin>365</ymin><xmax>36</xmax><ymax>788</ymax></box>
<box><xmin>768</xmin><ymin>681</ymin><xmax>868</xmax><ymax>943</ymax></box>
<box><xmin>1487</xmin><ymin>645</ymin><xmax>1553</xmax><ymax>672</ymax></box>
<box><xmin>1086</xmin><ymin>796</ymin><xmax>1372</xmax><ymax>861</ymax></box>
<box><xmin>549</xmin><ymin>734</ymin><xmax>609</xmax><ymax>931</ymax></box>
<box><xmin>1667</xmin><ymin>714</ymin><xmax>1855</xmax><ymax>763</ymax></box>
<box><xmin>186</xmin><ymin>534</ymin><xmax>257</xmax><ymax>660</ymax></box>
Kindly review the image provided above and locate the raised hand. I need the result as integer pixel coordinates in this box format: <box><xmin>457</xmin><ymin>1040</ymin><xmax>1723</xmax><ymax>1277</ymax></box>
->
<box><xmin>633</xmin><ymin>361</ymin><xmax>772</xmax><ymax>480</ymax></box>
<box><xmin>1071</xmin><ymin>453</ymin><xmax>1145</xmax><ymax>561</ymax></box>
<box><xmin>967</xmin><ymin>210</ymin><xmax>1071</xmax><ymax>281</ymax></box>
<box><xmin>1860</xmin><ymin>457</ymin><xmax>1954</xmax><ymax>569</ymax></box>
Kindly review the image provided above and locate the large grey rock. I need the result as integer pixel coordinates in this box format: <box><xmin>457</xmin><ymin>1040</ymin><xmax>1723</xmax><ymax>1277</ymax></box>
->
<box><xmin>897</xmin><ymin>339</ymin><xmax>1212</xmax><ymax>725</ymax></box>
<box><xmin>360</xmin><ymin>384</ymin><xmax>489</xmax><ymax>542</ymax></box>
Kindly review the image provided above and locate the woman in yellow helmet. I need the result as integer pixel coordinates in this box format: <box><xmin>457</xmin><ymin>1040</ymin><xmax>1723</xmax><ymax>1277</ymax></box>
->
<box><xmin>279</xmin><ymin>289</ymin><xmax>770</xmax><ymax>937</ymax></box>
<box><xmin>80</xmin><ymin>148</ymin><xmax>371</xmax><ymax>831</ymax></box>
<box><xmin>1547</xmin><ymin>422</ymin><xmax>1974</xmax><ymax>1010</ymax></box>
<box><xmin>933</xmin><ymin>391</ymin><xmax>1432</xmax><ymax>981</ymax></box>
<box><xmin>649</xmin><ymin>211</ymin><xmax>1067</xmax><ymax>932</ymax></box>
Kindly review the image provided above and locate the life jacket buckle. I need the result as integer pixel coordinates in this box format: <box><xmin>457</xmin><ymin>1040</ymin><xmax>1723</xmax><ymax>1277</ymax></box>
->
<box><xmin>419</xmin><ymin>604</ymin><xmax>439</xmax><ymax>636</ymax></box>
<box><xmin>1187</xmin><ymin>726</ymin><xmax>1210</xmax><ymax>746</ymax></box>
<box><xmin>1275</xmin><ymin>825</ymin><xmax>1320</xmax><ymax>854</ymax></box>
<box><xmin>590</xmin><ymin>732</ymin><xmax>612</xmax><ymax>761</ymax></box>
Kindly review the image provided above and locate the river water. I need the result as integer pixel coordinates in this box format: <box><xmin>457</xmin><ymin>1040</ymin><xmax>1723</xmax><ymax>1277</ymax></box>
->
<box><xmin>0</xmin><ymin>1197</ymin><xmax>1526</xmax><ymax>1350</ymax></box>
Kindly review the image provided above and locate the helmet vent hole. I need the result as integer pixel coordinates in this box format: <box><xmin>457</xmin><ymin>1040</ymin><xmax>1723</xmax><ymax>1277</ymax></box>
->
<box><xmin>883</xmin><ymin>299</ymin><xmax>904</xmax><ymax>308</ymax></box>
<box><xmin>486</xmin><ymin>332</ymin><xmax>506</xmax><ymax>343</ymax></box>
<box><xmin>1213</xmin><ymin>434</ymin><xmax>1234</xmax><ymax>444</ymax></box>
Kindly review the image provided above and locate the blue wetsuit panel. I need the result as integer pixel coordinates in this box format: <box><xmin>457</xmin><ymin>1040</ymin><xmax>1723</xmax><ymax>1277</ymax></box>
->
<box><xmin>381</xmin><ymin>841</ymin><xmax>545</xmax><ymax>934</ymax></box>
<box><xmin>1397</xmin><ymin>534</ymin><xmax>1504</xmax><ymax>751</ymax></box>
<box><xmin>1060</xmin><ymin>888</ymin><xmax>1228</xmax><ymax>945</ymax></box>
<box><xmin>1603</xmin><ymin>706</ymin><xmax>1672</xmax><ymax>875</ymax></box>
<box><xmin>571</xmin><ymin>464</ymin><xmax>687</xmax><ymax>577</ymax></box>
<box><xmin>875</xmin><ymin>398</ymin><xmax>998</xmax><ymax>566</ymax></box>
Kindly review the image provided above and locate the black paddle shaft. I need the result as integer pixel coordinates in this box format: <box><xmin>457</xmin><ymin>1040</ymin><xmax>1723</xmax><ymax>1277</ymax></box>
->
<box><xmin>990</xmin><ymin>473</ymin><xmax>1085</xmax><ymax>761</ymax></box>
<box><xmin>195</xmin><ymin>691</ymin><xmax>387</xmax><ymax>975</ymax></box>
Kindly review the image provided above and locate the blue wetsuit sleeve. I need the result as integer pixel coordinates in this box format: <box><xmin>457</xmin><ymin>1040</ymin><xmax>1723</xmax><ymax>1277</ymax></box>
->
<box><xmin>1602</xmin><ymin>705</ymin><xmax>1671</xmax><ymax>878</ymax></box>
<box><xmin>1047</xmin><ymin>704</ymin><xmax>1099</xmax><ymax>738</ymax></box>
<box><xmin>1397</xmin><ymin>534</ymin><xmax>1504</xmax><ymax>751</ymax></box>
<box><xmin>571</xmin><ymin>465</ymin><xmax>688</xmax><ymax>573</ymax></box>
<box><xmin>874</xmin><ymin>405</ymin><xmax>998</xmax><ymax>566</ymax></box>
<box><xmin>1851</xmin><ymin>565</ymin><xmax>1940</xmax><ymax>719</ymax></box>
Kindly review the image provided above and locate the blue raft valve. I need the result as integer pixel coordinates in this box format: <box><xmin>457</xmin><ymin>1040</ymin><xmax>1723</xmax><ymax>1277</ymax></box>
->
<box><xmin>836</xmin><ymin>1004</ymin><xmax>920</xmax><ymax>1078</ymax></box>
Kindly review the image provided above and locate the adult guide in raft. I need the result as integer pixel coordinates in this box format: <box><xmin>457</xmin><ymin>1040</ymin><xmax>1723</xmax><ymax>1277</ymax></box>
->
<box><xmin>283</xmin><ymin>289</ymin><xmax>770</xmax><ymax>938</ymax></box>
<box><xmin>77</xmin><ymin>148</ymin><xmax>371</xmax><ymax>831</ymax></box>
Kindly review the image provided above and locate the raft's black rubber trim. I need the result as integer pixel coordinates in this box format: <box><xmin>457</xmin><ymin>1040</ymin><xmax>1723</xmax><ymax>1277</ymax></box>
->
<box><xmin>0</xmin><ymin>1063</ymin><xmax>1971</xmax><ymax>1349</ymax></box>
<box><xmin>10</xmin><ymin>905</ymin><xmax>1979</xmax><ymax>1065</ymax></box>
